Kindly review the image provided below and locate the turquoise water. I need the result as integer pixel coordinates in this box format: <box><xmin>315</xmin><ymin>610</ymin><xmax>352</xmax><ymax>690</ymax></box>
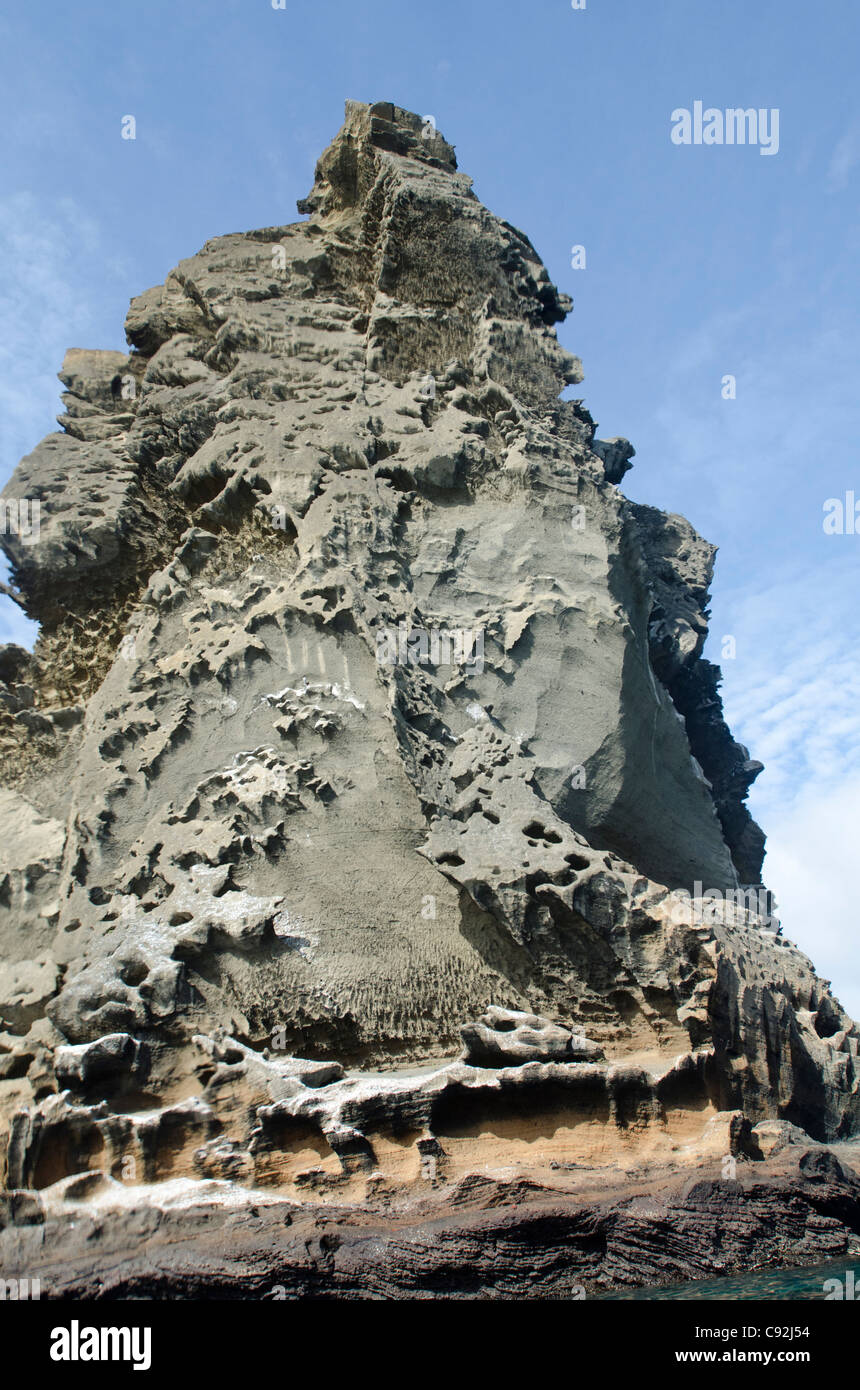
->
<box><xmin>594</xmin><ymin>1256</ymin><xmax>860</xmax><ymax>1300</ymax></box>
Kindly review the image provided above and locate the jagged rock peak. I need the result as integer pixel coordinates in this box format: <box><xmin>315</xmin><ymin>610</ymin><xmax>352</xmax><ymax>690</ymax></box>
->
<box><xmin>0</xmin><ymin>100</ymin><xmax>854</xmax><ymax>1251</ymax></box>
<box><xmin>297</xmin><ymin>100</ymin><xmax>460</xmax><ymax>219</ymax></box>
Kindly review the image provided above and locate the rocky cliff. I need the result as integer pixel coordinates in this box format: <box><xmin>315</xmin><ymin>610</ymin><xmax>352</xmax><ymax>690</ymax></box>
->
<box><xmin>0</xmin><ymin>102</ymin><xmax>857</xmax><ymax>1294</ymax></box>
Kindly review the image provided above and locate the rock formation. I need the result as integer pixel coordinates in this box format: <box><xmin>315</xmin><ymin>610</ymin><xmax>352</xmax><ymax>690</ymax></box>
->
<box><xmin>0</xmin><ymin>101</ymin><xmax>857</xmax><ymax>1295</ymax></box>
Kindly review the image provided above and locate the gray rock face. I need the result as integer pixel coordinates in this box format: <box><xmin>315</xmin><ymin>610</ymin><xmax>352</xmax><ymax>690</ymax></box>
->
<box><xmin>0</xmin><ymin>100</ymin><xmax>856</xmax><ymax>1214</ymax></box>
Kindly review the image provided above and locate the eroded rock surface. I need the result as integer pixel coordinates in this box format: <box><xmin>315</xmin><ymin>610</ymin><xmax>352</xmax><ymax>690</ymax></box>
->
<box><xmin>460</xmin><ymin>1006</ymin><xmax>604</xmax><ymax>1066</ymax></box>
<box><xmin>0</xmin><ymin>102</ymin><xmax>857</xmax><ymax>1279</ymax></box>
<box><xmin>4</xmin><ymin>1139</ymin><xmax>860</xmax><ymax>1300</ymax></box>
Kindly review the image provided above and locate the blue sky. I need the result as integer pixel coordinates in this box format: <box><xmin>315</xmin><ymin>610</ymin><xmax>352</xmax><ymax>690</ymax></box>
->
<box><xmin>2</xmin><ymin>0</ymin><xmax>859</xmax><ymax>1009</ymax></box>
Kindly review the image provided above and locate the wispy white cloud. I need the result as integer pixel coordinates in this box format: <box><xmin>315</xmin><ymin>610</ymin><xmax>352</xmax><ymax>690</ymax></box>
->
<box><xmin>763</xmin><ymin>781</ymin><xmax>860</xmax><ymax>1020</ymax></box>
<box><xmin>715</xmin><ymin>558</ymin><xmax>860</xmax><ymax>1019</ymax></box>
<box><xmin>641</xmin><ymin>225</ymin><xmax>860</xmax><ymax>1023</ymax></box>
<box><xmin>720</xmin><ymin>555</ymin><xmax>860</xmax><ymax>808</ymax></box>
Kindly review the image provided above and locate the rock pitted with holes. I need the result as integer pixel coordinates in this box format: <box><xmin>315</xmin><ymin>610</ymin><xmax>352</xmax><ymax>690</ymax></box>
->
<box><xmin>0</xmin><ymin>102</ymin><xmax>857</xmax><ymax>1237</ymax></box>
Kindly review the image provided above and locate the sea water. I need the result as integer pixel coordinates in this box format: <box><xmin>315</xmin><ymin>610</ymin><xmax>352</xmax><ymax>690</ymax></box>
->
<box><xmin>594</xmin><ymin>1256</ymin><xmax>860</xmax><ymax>1300</ymax></box>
